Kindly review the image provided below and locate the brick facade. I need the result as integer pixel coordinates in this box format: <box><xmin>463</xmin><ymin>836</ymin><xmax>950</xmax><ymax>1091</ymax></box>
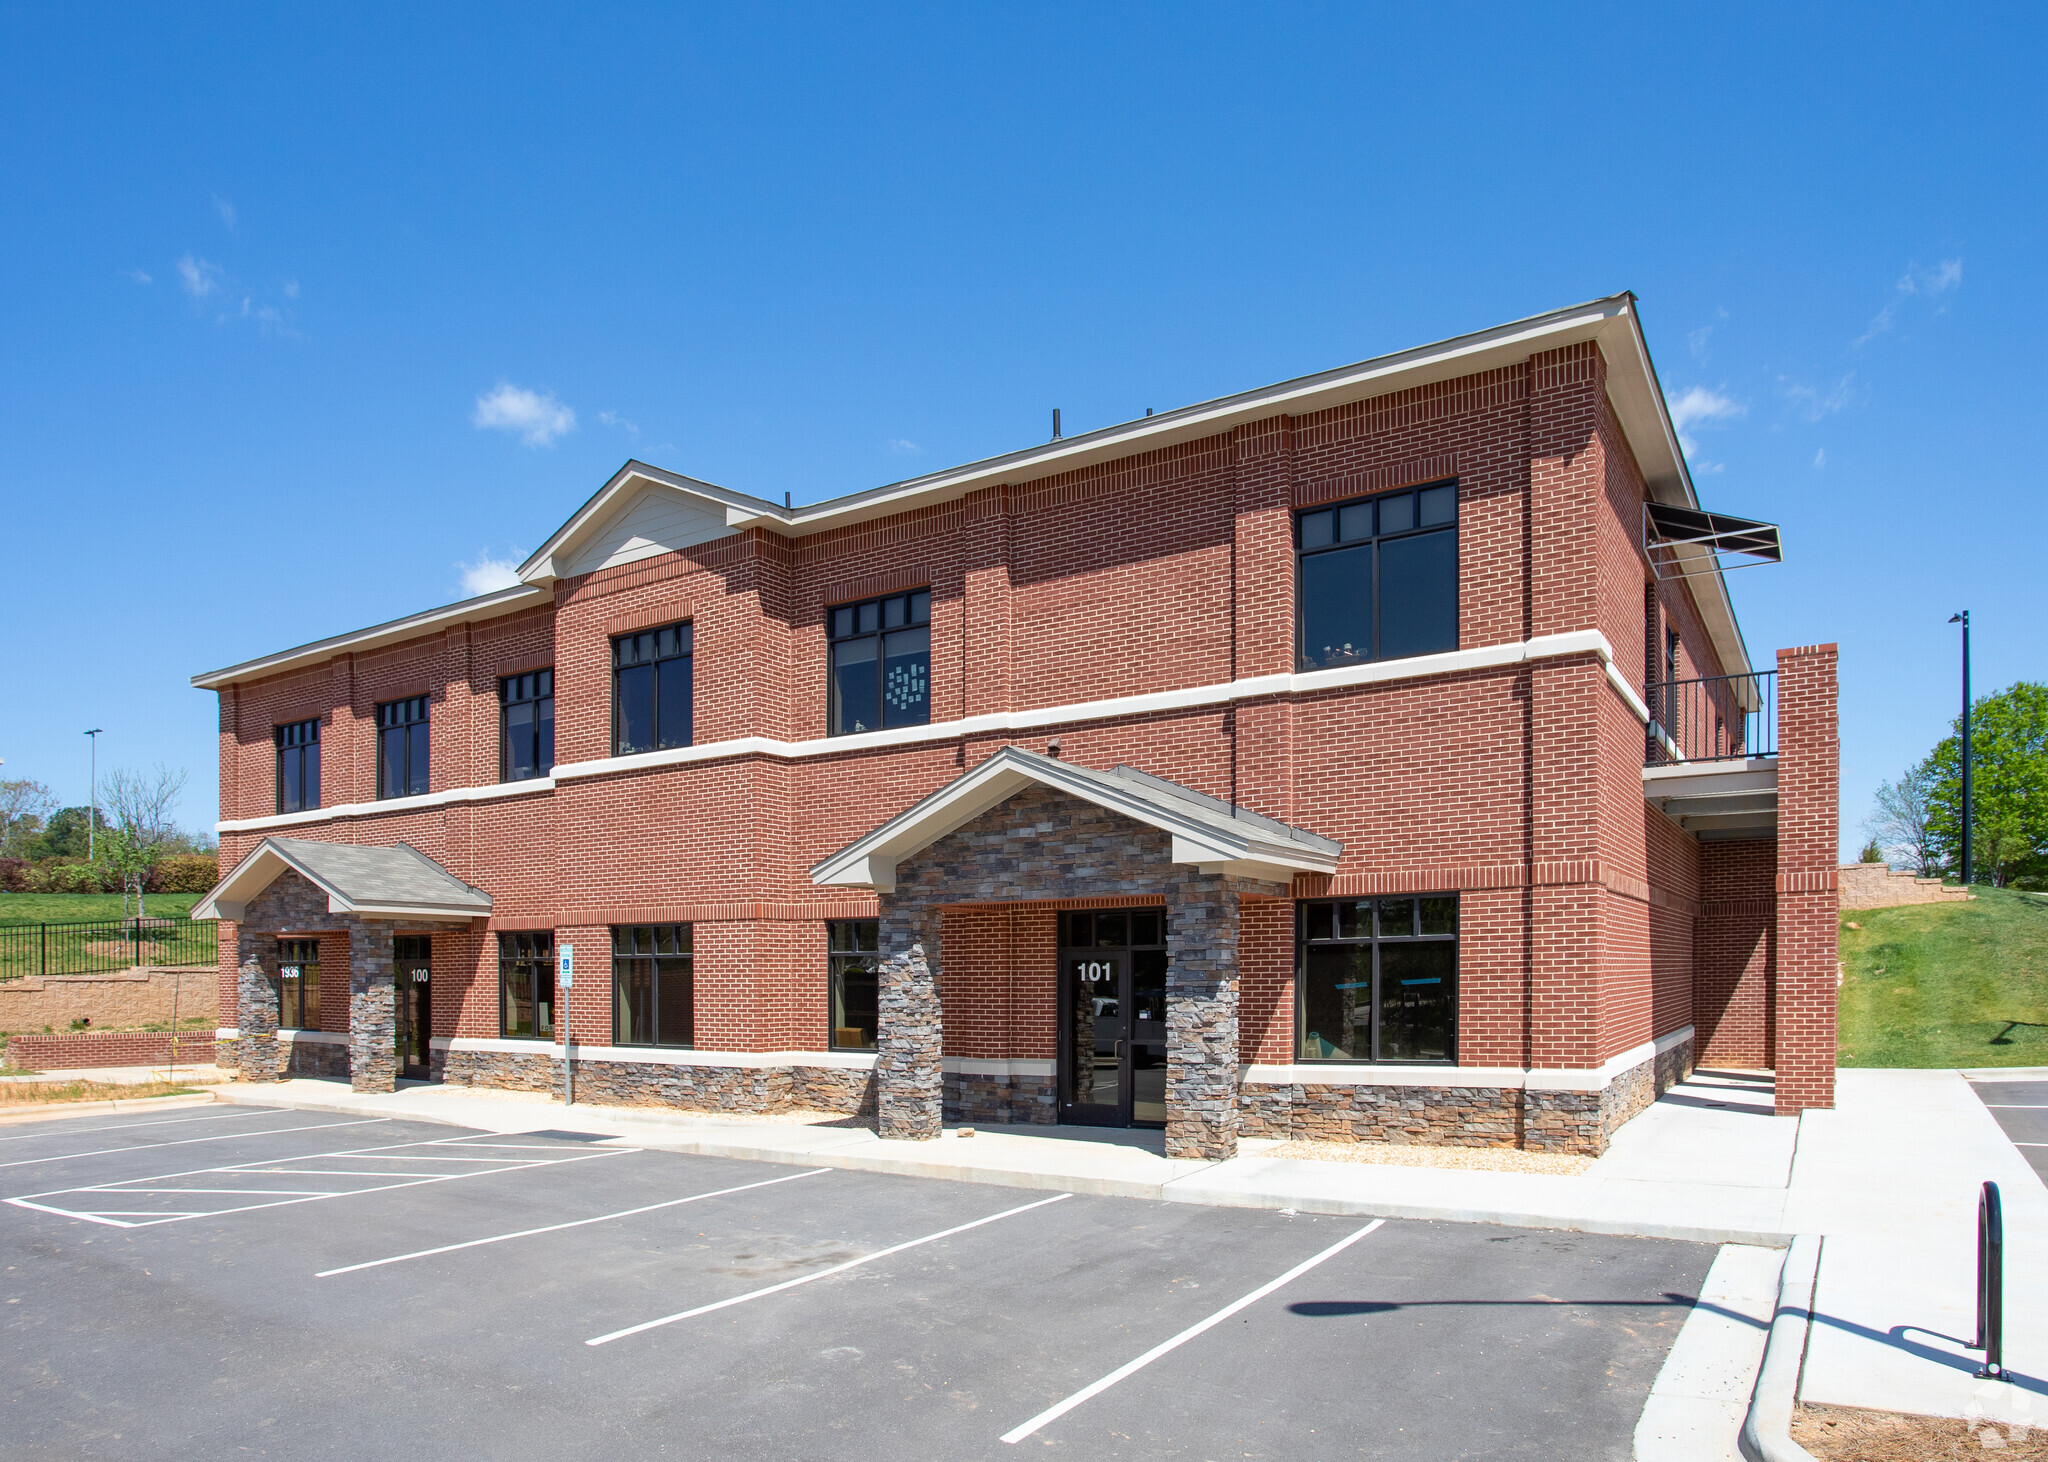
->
<box><xmin>200</xmin><ymin>307</ymin><xmax>1838</xmax><ymax>1151</ymax></box>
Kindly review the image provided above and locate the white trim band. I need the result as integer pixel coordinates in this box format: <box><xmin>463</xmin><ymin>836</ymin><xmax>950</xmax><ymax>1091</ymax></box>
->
<box><xmin>218</xmin><ymin>778</ymin><xmax>555</xmax><ymax>835</ymax></box>
<box><xmin>1245</xmin><ymin>1026</ymin><xmax>1692</xmax><ymax>1093</ymax></box>
<box><xmin>432</xmin><ymin>1037</ymin><xmax>877</xmax><ymax>1071</ymax></box>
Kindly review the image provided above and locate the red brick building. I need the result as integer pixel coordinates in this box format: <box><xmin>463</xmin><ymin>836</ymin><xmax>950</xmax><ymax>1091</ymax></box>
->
<box><xmin>195</xmin><ymin>294</ymin><xmax>1838</xmax><ymax>1158</ymax></box>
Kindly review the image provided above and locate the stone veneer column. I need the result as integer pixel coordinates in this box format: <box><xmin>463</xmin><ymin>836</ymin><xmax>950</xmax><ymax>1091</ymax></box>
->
<box><xmin>875</xmin><ymin>904</ymin><xmax>943</xmax><ymax>1140</ymax></box>
<box><xmin>345</xmin><ymin>916</ymin><xmax>398</xmax><ymax>1094</ymax></box>
<box><xmin>235</xmin><ymin>949</ymin><xmax>287</xmax><ymax>1083</ymax></box>
<box><xmin>1165</xmin><ymin>881</ymin><xmax>1241</xmax><ymax>1160</ymax></box>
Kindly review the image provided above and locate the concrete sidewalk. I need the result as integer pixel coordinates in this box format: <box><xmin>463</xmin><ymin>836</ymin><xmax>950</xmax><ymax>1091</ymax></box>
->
<box><xmin>207</xmin><ymin>1066</ymin><xmax>1800</xmax><ymax>1244</ymax></box>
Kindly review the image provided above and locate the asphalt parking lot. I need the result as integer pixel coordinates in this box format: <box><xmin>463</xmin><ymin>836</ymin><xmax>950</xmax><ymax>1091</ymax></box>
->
<box><xmin>1</xmin><ymin>1103</ymin><xmax>1715</xmax><ymax>1461</ymax></box>
<box><xmin>1973</xmin><ymin>1078</ymin><xmax>2048</xmax><ymax>1185</ymax></box>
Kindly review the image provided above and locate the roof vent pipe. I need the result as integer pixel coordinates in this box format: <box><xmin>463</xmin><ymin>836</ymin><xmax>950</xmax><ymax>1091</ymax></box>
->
<box><xmin>1052</xmin><ymin>408</ymin><xmax>1061</xmax><ymax>440</ymax></box>
<box><xmin>784</xmin><ymin>491</ymin><xmax>792</xmax><ymax>509</ymax></box>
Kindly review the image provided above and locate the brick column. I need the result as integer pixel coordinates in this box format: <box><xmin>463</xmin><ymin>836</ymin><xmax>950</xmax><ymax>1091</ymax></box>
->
<box><xmin>235</xmin><ymin>948</ymin><xmax>287</xmax><ymax>1082</ymax></box>
<box><xmin>875</xmin><ymin>903</ymin><xmax>943</xmax><ymax>1140</ymax></box>
<box><xmin>1165</xmin><ymin>881</ymin><xmax>1240</xmax><ymax>1161</ymax></box>
<box><xmin>1774</xmin><ymin>643</ymin><xmax>1839</xmax><ymax>1114</ymax></box>
<box><xmin>346</xmin><ymin>917</ymin><xmax>398</xmax><ymax>1094</ymax></box>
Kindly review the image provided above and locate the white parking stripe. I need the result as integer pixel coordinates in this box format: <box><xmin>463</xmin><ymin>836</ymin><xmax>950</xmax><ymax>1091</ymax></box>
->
<box><xmin>0</xmin><ymin>1117</ymin><xmax>391</xmax><ymax>1171</ymax></box>
<box><xmin>586</xmin><ymin>1191</ymin><xmax>1074</xmax><ymax>1347</ymax></box>
<box><xmin>999</xmin><ymin>1218</ymin><xmax>1386</xmax><ymax>1445</ymax></box>
<box><xmin>0</xmin><ymin>1108</ymin><xmax>276</xmax><ymax>1144</ymax></box>
<box><xmin>1984</xmin><ymin>1105</ymin><xmax>2048</xmax><ymax>1109</ymax></box>
<box><xmin>317</xmin><ymin>1167</ymin><xmax>831</xmax><ymax>1277</ymax></box>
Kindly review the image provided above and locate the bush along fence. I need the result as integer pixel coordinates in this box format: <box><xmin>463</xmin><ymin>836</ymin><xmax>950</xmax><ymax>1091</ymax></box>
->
<box><xmin>0</xmin><ymin>917</ymin><xmax>220</xmax><ymax>981</ymax></box>
<box><xmin>0</xmin><ymin>853</ymin><xmax>219</xmax><ymax>895</ymax></box>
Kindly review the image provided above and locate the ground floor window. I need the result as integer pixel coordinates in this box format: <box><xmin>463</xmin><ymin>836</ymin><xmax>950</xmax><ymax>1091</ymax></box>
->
<box><xmin>1296</xmin><ymin>895</ymin><xmax>1457</xmax><ymax>1062</ymax></box>
<box><xmin>275</xmin><ymin>938</ymin><xmax>320</xmax><ymax>1029</ymax></box>
<box><xmin>828</xmin><ymin>920</ymin><xmax>878</xmax><ymax>1050</ymax></box>
<box><xmin>499</xmin><ymin>931</ymin><xmax>555</xmax><ymax>1039</ymax></box>
<box><xmin>613</xmin><ymin>924</ymin><xmax>693</xmax><ymax>1047</ymax></box>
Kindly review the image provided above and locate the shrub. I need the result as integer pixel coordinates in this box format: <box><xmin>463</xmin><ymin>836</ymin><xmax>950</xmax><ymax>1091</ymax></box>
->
<box><xmin>151</xmin><ymin>854</ymin><xmax>219</xmax><ymax>893</ymax></box>
<box><xmin>0</xmin><ymin>858</ymin><xmax>25</xmax><ymax>893</ymax></box>
<box><xmin>25</xmin><ymin>860</ymin><xmax>113</xmax><ymax>894</ymax></box>
<box><xmin>1859</xmin><ymin>838</ymin><xmax>1884</xmax><ymax>863</ymax></box>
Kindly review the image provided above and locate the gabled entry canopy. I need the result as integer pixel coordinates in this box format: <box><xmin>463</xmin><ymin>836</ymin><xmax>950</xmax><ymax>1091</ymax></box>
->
<box><xmin>193</xmin><ymin>837</ymin><xmax>494</xmax><ymax>922</ymax></box>
<box><xmin>811</xmin><ymin>746</ymin><xmax>1342</xmax><ymax>892</ymax></box>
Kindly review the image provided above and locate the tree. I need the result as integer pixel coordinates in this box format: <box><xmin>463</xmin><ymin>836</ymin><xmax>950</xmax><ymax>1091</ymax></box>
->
<box><xmin>0</xmin><ymin>778</ymin><xmax>57</xmax><ymax>857</ymax></box>
<box><xmin>1864</xmin><ymin>762</ymin><xmax>1940</xmax><ymax>876</ymax></box>
<box><xmin>26</xmin><ymin>806</ymin><xmax>94</xmax><ymax>861</ymax></box>
<box><xmin>1924</xmin><ymin>681</ymin><xmax>2048</xmax><ymax>888</ymax></box>
<box><xmin>1857</xmin><ymin>838</ymin><xmax>1883</xmax><ymax>863</ymax></box>
<box><xmin>95</xmin><ymin>764</ymin><xmax>188</xmax><ymax>918</ymax></box>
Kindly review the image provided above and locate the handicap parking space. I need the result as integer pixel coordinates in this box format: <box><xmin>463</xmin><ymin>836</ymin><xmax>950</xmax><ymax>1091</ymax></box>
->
<box><xmin>1971</xmin><ymin>1079</ymin><xmax>2048</xmax><ymax>1184</ymax></box>
<box><xmin>1</xmin><ymin>1106</ymin><xmax>1714</xmax><ymax>1461</ymax></box>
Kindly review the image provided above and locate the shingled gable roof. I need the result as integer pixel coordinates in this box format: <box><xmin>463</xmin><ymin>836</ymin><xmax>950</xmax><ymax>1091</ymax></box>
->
<box><xmin>810</xmin><ymin>745</ymin><xmax>1341</xmax><ymax>893</ymax></box>
<box><xmin>192</xmin><ymin>837</ymin><xmax>494</xmax><ymax>923</ymax></box>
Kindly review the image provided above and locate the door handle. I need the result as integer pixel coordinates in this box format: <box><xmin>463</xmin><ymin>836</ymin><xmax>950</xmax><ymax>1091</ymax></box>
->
<box><xmin>1115</xmin><ymin>1039</ymin><xmax>1125</xmax><ymax>1060</ymax></box>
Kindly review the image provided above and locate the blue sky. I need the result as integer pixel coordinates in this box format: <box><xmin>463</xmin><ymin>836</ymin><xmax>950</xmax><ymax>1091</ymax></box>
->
<box><xmin>1</xmin><ymin>5</ymin><xmax>2041</xmax><ymax>855</ymax></box>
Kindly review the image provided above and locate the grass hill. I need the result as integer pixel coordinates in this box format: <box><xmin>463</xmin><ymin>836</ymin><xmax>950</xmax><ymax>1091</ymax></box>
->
<box><xmin>1839</xmin><ymin>885</ymin><xmax>2048</xmax><ymax>1067</ymax></box>
<box><xmin>0</xmin><ymin>892</ymin><xmax>204</xmax><ymax>923</ymax></box>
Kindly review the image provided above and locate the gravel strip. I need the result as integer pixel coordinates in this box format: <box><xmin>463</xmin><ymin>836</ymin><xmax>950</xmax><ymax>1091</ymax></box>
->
<box><xmin>1267</xmin><ymin>1138</ymin><xmax>1594</xmax><ymax>1176</ymax></box>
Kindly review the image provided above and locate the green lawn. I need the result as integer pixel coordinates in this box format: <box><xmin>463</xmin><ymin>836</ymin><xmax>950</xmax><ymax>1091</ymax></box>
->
<box><xmin>1839</xmin><ymin>886</ymin><xmax>2048</xmax><ymax>1067</ymax></box>
<box><xmin>0</xmin><ymin>892</ymin><xmax>204</xmax><ymax>924</ymax></box>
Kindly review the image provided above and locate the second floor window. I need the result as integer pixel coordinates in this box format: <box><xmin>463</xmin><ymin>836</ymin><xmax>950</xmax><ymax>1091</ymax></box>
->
<box><xmin>501</xmin><ymin>669</ymin><xmax>555</xmax><ymax>782</ymax></box>
<box><xmin>377</xmin><ymin>695</ymin><xmax>429</xmax><ymax>798</ymax></box>
<box><xmin>613</xmin><ymin>624</ymin><xmax>692</xmax><ymax>755</ymax></box>
<box><xmin>275</xmin><ymin>937</ymin><xmax>320</xmax><ymax>1029</ymax></box>
<box><xmin>275</xmin><ymin>718</ymin><xmax>320</xmax><ymax>814</ymax></box>
<box><xmin>829</xmin><ymin>590</ymin><xmax>931</xmax><ymax>736</ymax></box>
<box><xmin>1296</xmin><ymin>480</ymin><xmax>1458</xmax><ymax>671</ymax></box>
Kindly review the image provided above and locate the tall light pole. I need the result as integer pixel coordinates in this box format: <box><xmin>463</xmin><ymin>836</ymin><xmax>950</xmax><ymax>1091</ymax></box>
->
<box><xmin>1949</xmin><ymin>613</ymin><xmax>1972</xmax><ymax>886</ymax></box>
<box><xmin>82</xmin><ymin>724</ymin><xmax>102</xmax><ymax>855</ymax></box>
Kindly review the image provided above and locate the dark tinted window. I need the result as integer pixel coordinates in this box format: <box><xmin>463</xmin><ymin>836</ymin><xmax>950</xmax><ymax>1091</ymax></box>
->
<box><xmin>612</xmin><ymin>625</ymin><xmax>691</xmax><ymax>755</ymax></box>
<box><xmin>1296</xmin><ymin>895</ymin><xmax>1457</xmax><ymax>1062</ymax></box>
<box><xmin>829</xmin><ymin>590</ymin><xmax>931</xmax><ymax>735</ymax></box>
<box><xmin>612</xmin><ymin>924</ymin><xmax>693</xmax><ymax>1047</ymax></box>
<box><xmin>275</xmin><ymin>718</ymin><xmax>320</xmax><ymax>814</ymax></box>
<box><xmin>275</xmin><ymin>937</ymin><xmax>320</xmax><ymax>1029</ymax></box>
<box><xmin>1296</xmin><ymin>481</ymin><xmax>1458</xmax><ymax>670</ymax></box>
<box><xmin>500</xmin><ymin>669</ymin><xmax>555</xmax><ymax>782</ymax></box>
<box><xmin>828</xmin><ymin>920</ymin><xmax>879</xmax><ymax>1050</ymax></box>
<box><xmin>376</xmin><ymin>696</ymin><xmax>429</xmax><ymax>799</ymax></box>
<box><xmin>499</xmin><ymin>931</ymin><xmax>555</xmax><ymax>1038</ymax></box>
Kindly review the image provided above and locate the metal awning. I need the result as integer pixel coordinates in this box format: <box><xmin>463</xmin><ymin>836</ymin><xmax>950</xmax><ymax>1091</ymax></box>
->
<box><xmin>1644</xmin><ymin>502</ymin><xmax>1782</xmax><ymax>581</ymax></box>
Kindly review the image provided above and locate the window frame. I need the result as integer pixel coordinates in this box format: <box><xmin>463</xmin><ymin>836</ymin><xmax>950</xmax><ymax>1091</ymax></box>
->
<box><xmin>497</xmin><ymin>930</ymin><xmax>555</xmax><ymax>1040</ymax></box>
<box><xmin>499</xmin><ymin>668</ymin><xmax>555</xmax><ymax>783</ymax></box>
<box><xmin>827</xmin><ymin>919</ymin><xmax>879</xmax><ymax>1051</ymax></box>
<box><xmin>1294</xmin><ymin>894</ymin><xmax>1459</xmax><ymax>1065</ymax></box>
<box><xmin>275</xmin><ymin>937</ymin><xmax>321</xmax><ymax>1031</ymax></box>
<box><xmin>375</xmin><ymin>694</ymin><xmax>430</xmax><ymax>800</ymax></box>
<box><xmin>610</xmin><ymin>923</ymin><xmax>695</xmax><ymax>1049</ymax></box>
<box><xmin>610</xmin><ymin>623</ymin><xmax>693</xmax><ymax>757</ymax></box>
<box><xmin>274</xmin><ymin>717</ymin><xmax>320</xmax><ymax>815</ymax></box>
<box><xmin>826</xmin><ymin>589</ymin><xmax>932</xmax><ymax>737</ymax></box>
<box><xmin>1293</xmin><ymin>479</ymin><xmax>1460</xmax><ymax>672</ymax></box>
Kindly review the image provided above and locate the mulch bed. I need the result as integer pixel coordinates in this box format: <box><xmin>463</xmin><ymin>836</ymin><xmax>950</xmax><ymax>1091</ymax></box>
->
<box><xmin>1794</xmin><ymin>1403</ymin><xmax>2047</xmax><ymax>1459</ymax></box>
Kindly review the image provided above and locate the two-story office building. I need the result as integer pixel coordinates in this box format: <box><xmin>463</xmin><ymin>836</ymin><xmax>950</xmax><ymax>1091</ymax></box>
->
<box><xmin>194</xmin><ymin>294</ymin><xmax>1839</xmax><ymax>1159</ymax></box>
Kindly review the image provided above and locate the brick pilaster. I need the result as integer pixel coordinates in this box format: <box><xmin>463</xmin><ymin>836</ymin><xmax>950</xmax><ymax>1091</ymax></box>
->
<box><xmin>1774</xmin><ymin>643</ymin><xmax>1839</xmax><ymax>1113</ymax></box>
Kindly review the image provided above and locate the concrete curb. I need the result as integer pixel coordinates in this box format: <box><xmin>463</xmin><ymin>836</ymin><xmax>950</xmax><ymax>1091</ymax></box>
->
<box><xmin>0</xmin><ymin>1092</ymin><xmax>218</xmax><ymax>1126</ymax></box>
<box><xmin>207</xmin><ymin>1087</ymin><xmax>1794</xmax><ymax>1244</ymax></box>
<box><xmin>1740</xmin><ymin>1232</ymin><xmax>1823</xmax><ymax>1462</ymax></box>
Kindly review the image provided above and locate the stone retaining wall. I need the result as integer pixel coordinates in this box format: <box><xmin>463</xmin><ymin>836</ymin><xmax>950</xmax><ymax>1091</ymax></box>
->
<box><xmin>1838</xmin><ymin>862</ymin><xmax>1972</xmax><ymax>910</ymax></box>
<box><xmin>0</xmin><ymin>965</ymin><xmax>217</xmax><ymax>1035</ymax></box>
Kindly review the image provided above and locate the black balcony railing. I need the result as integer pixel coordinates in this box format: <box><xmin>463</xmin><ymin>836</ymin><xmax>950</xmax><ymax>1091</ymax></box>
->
<box><xmin>0</xmin><ymin>917</ymin><xmax>220</xmax><ymax>982</ymax></box>
<box><xmin>1645</xmin><ymin>670</ymin><xmax>1775</xmax><ymax>766</ymax></box>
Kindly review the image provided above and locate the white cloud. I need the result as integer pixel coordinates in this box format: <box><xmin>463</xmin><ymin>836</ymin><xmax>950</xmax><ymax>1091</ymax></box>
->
<box><xmin>1665</xmin><ymin>384</ymin><xmax>1745</xmax><ymax>462</ymax></box>
<box><xmin>458</xmin><ymin>553</ymin><xmax>523</xmax><ymax>596</ymax></box>
<box><xmin>212</xmin><ymin>194</ymin><xmax>237</xmax><ymax>230</ymax></box>
<box><xmin>597</xmin><ymin>410</ymin><xmax>639</xmax><ymax>435</ymax></box>
<box><xmin>123</xmin><ymin>268</ymin><xmax>152</xmax><ymax>285</ymax></box>
<box><xmin>1782</xmin><ymin>372</ymin><xmax>1859</xmax><ymax>421</ymax></box>
<box><xmin>1687</xmin><ymin>308</ymin><xmax>1727</xmax><ymax>362</ymax></box>
<box><xmin>177</xmin><ymin>254</ymin><xmax>224</xmax><ymax>300</ymax></box>
<box><xmin>282</xmin><ymin>278</ymin><xmax>299</xmax><ymax>299</ymax></box>
<box><xmin>1813</xmin><ymin>448</ymin><xmax>1827</xmax><ymax>470</ymax></box>
<box><xmin>472</xmin><ymin>382</ymin><xmax>576</xmax><ymax>447</ymax></box>
<box><xmin>1854</xmin><ymin>257</ymin><xmax>1963</xmax><ymax>347</ymax></box>
<box><xmin>887</xmin><ymin>438</ymin><xmax>922</xmax><ymax>455</ymax></box>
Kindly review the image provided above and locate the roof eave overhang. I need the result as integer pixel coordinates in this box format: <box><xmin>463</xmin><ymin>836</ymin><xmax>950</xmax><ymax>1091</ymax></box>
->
<box><xmin>190</xmin><ymin>839</ymin><xmax>492</xmax><ymax>923</ymax></box>
<box><xmin>191</xmin><ymin>584</ymin><xmax>553</xmax><ymax>691</ymax></box>
<box><xmin>810</xmin><ymin>749</ymin><xmax>1339</xmax><ymax>893</ymax></box>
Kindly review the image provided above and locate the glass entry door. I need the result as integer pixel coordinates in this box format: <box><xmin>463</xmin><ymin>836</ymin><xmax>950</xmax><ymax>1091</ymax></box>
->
<box><xmin>1057</xmin><ymin>909</ymin><xmax>1168</xmax><ymax>1127</ymax></box>
<box><xmin>393</xmin><ymin>935</ymin><xmax>433</xmax><ymax>1080</ymax></box>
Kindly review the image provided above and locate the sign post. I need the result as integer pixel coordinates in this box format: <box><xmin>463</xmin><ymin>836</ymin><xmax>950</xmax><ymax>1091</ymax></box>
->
<box><xmin>558</xmin><ymin>943</ymin><xmax>575</xmax><ymax>1106</ymax></box>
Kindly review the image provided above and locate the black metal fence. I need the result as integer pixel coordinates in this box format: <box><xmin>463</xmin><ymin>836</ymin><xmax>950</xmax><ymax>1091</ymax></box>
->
<box><xmin>1645</xmin><ymin>670</ymin><xmax>1777</xmax><ymax>766</ymax></box>
<box><xmin>0</xmin><ymin>917</ymin><xmax>220</xmax><ymax>981</ymax></box>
